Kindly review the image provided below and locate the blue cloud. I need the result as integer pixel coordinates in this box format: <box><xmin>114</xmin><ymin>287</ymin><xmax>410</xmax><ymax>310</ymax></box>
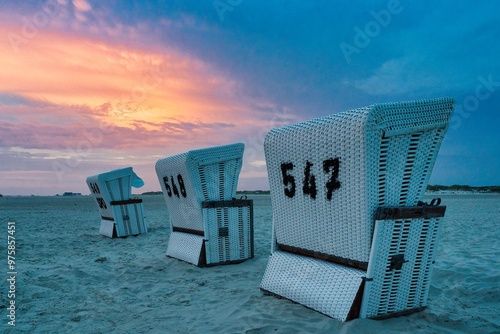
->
<box><xmin>0</xmin><ymin>93</ymin><xmax>48</xmax><ymax>107</ymax></box>
<box><xmin>1</xmin><ymin>0</ymin><xmax>499</xmax><ymax>192</ymax></box>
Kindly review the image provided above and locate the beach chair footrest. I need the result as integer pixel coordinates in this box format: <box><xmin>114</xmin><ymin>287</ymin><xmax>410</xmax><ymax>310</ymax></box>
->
<box><xmin>166</xmin><ymin>232</ymin><xmax>204</xmax><ymax>266</ymax></box>
<box><xmin>99</xmin><ymin>219</ymin><xmax>116</xmax><ymax>238</ymax></box>
<box><xmin>260</xmin><ymin>250</ymin><xmax>365</xmax><ymax>322</ymax></box>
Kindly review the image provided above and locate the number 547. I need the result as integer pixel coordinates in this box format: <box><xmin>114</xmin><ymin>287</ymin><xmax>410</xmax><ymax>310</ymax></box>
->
<box><xmin>280</xmin><ymin>158</ymin><xmax>340</xmax><ymax>201</ymax></box>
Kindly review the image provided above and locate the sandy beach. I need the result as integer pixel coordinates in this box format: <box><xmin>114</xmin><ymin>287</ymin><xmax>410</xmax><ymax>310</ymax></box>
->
<box><xmin>1</xmin><ymin>193</ymin><xmax>499</xmax><ymax>333</ymax></box>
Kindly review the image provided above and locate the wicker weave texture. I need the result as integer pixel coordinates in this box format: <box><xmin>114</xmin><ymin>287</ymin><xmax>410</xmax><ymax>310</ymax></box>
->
<box><xmin>99</xmin><ymin>220</ymin><xmax>115</xmax><ymax>238</ymax></box>
<box><xmin>264</xmin><ymin>97</ymin><xmax>454</xmax><ymax>263</ymax></box>
<box><xmin>260</xmin><ymin>251</ymin><xmax>365</xmax><ymax>321</ymax></box>
<box><xmin>155</xmin><ymin>152</ymin><xmax>204</xmax><ymax>232</ymax></box>
<box><xmin>112</xmin><ymin>202</ymin><xmax>147</xmax><ymax>237</ymax></box>
<box><xmin>155</xmin><ymin>143</ymin><xmax>244</xmax><ymax>233</ymax></box>
<box><xmin>166</xmin><ymin>231</ymin><xmax>204</xmax><ymax>265</ymax></box>
<box><xmin>203</xmin><ymin>205</ymin><xmax>252</xmax><ymax>264</ymax></box>
<box><xmin>86</xmin><ymin>167</ymin><xmax>135</xmax><ymax>219</ymax></box>
<box><xmin>156</xmin><ymin>143</ymin><xmax>253</xmax><ymax>266</ymax></box>
<box><xmin>86</xmin><ymin>167</ymin><xmax>146</xmax><ymax>237</ymax></box>
<box><xmin>188</xmin><ymin>144</ymin><xmax>244</xmax><ymax>201</ymax></box>
<box><xmin>360</xmin><ymin>217</ymin><xmax>442</xmax><ymax>318</ymax></box>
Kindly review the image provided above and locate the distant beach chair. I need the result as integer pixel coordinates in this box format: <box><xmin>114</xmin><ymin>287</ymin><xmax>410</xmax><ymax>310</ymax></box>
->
<box><xmin>260</xmin><ymin>97</ymin><xmax>455</xmax><ymax>321</ymax></box>
<box><xmin>86</xmin><ymin>167</ymin><xmax>147</xmax><ymax>238</ymax></box>
<box><xmin>155</xmin><ymin>143</ymin><xmax>254</xmax><ymax>266</ymax></box>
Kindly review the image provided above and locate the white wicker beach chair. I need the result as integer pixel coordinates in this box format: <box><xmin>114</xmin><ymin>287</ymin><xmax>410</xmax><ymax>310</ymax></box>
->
<box><xmin>86</xmin><ymin>167</ymin><xmax>147</xmax><ymax>238</ymax></box>
<box><xmin>260</xmin><ymin>97</ymin><xmax>455</xmax><ymax>321</ymax></box>
<box><xmin>155</xmin><ymin>143</ymin><xmax>254</xmax><ymax>266</ymax></box>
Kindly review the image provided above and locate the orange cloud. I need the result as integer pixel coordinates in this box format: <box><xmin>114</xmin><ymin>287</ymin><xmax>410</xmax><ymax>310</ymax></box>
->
<box><xmin>0</xmin><ymin>24</ymin><xmax>254</xmax><ymax>133</ymax></box>
<box><xmin>73</xmin><ymin>0</ymin><xmax>92</xmax><ymax>12</ymax></box>
<box><xmin>0</xmin><ymin>17</ymin><xmax>298</xmax><ymax>194</ymax></box>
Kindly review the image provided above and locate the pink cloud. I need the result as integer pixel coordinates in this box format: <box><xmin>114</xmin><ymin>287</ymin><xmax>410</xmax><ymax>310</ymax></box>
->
<box><xmin>0</xmin><ymin>11</ymin><xmax>297</xmax><ymax>194</ymax></box>
<box><xmin>72</xmin><ymin>0</ymin><xmax>92</xmax><ymax>12</ymax></box>
<box><xmin>0</xmin><ymin>14</ymin><xmax>293</xmax><ymax>151</ymax></box>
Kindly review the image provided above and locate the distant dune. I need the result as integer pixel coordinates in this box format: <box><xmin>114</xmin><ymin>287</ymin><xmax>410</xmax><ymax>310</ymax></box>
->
<box><xmin>426</xmin><ymin>185</ymin><xmax>500</xmax><ymax>193</ymax></box>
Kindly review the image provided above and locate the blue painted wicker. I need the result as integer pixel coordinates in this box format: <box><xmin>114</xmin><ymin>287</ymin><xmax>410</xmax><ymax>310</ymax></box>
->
<box><xmin>86</xmin><ymin>167</ymin><xmax>147</xmax><ymax>238</ymax></box>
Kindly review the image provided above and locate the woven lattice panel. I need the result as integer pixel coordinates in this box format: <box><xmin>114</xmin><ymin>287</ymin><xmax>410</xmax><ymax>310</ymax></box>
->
<box><xmin>155</xmin><ymin>143</ymin><xmax>244</xmax><ymax>233</ymax></box>
<box><xmin>203</xmin><ymin>204</ymin><xmax>253</xmax><ymax>264</ymax></box>
<box><xmin>155</xmin><ymin>152</ymin><xmax>205</xmax><ymax>232</ymax></box>
<box><xmin>112</xmin><ymin>202</ymin><xmax>147</xmax><ymax>237</ymax></box>
<box><xmin>260</xmin><ymin>251</ymin><xmax>365</xmax><ymax>321</ymax></box>
<box><xmin>99</xmin><ymin>220</ymin><xmax>115</xmax><ymax>238</ymax></box>
<box><xmin>264</xmin><ymin>97</ymin><xmax>454</xmax><ymax>264</ymax></box>
<box><xmin>87</xmin><ymin>167</ymin><xmax>146</xmax><ymax>237</ymax></box>
<box><xmin>360</xmin><ymin>217</ymin><xmax>442</xmax><ymax>318</ymax></box>
<box><xmin>166</xmin><ymin>232</ymin><xmax>204</xmax><ymax>265</ymax></box>
<box><xmin>86</xmin><ymin>167</ymin><xmax>135</xmax><ymax>220</ymax></box>
<box><xmin>188</xmin><ymin>144</ymin><xmax>244</xmax><ymax>202</ymax></box>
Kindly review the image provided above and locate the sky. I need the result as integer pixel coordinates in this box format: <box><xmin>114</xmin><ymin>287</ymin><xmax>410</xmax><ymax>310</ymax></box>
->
<box><xmin>0</xmin><ymin>0</ymin><xmax>499</xmax><ymax>196</ymax></box>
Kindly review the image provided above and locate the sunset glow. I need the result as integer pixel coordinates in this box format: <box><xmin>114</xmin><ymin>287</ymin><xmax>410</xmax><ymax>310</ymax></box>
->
<box><xmin>1</xmin><ymin>1</ymin><xmax>499</xmax><ymax>195</ymax></box>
